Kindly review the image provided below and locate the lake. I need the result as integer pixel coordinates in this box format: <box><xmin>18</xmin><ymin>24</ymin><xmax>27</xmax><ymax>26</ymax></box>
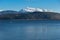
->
<box><xmin>0</xmin><ymin>20</ymin><xmax>60</xmax><ymax>40</ymax></box>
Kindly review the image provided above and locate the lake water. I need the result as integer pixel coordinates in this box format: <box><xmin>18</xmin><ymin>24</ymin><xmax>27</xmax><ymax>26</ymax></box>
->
<box><xmin>0</xmin><ymin>20</ymin><xmax>60</xmax><ymax>40</ymax></box>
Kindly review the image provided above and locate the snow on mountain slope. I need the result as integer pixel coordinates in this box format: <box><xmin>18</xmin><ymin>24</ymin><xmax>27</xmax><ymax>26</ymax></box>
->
<box><xmin>20</xmin><ymin>7</ymin><xmax>51</xmax><ymax>12</ymax></box>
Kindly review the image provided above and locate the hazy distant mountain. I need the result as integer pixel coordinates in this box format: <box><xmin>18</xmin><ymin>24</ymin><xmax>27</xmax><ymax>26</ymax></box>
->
<box><xmin>0</xmin><ymin>10</ymin><xmax>18</xmax><ymax>14</ymax></box>
<box><xmin>0</xmin><ymin>7</ymin><xmax>60</xmax><ymax>20</ymax></box>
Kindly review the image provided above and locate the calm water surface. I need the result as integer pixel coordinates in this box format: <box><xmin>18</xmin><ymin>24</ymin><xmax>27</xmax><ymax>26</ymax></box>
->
<box><xmin>0</xmin><ymin>20</ymin><xmax>60</xmax><ymax>40</ymax></box>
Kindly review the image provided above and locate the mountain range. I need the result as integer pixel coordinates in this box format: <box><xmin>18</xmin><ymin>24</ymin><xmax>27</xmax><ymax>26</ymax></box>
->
<box><xmin>0</xmin><ymin>7</ymin><xmax>60</xmax><ymax>20</ymax></box>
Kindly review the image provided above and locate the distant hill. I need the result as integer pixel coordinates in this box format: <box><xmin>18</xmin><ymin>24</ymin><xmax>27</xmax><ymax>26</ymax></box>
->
<box><xmin>0</xmin><ymin>10</ymin><xmax>60</xmax><ymax>20</ymax></box>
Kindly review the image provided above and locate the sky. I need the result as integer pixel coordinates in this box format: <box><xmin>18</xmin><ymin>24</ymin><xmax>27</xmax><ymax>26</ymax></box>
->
<box><xmin>0</xmin><ymin>0</ymin><xmax>60</xmax><ymax>12</ymax></box>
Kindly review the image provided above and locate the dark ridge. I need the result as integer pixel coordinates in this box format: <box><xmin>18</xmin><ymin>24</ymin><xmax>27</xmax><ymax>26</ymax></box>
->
<box><xmin>0</xmin><ymin>10</ymin><xmax>60</xmax><ymax>20</ymax></box>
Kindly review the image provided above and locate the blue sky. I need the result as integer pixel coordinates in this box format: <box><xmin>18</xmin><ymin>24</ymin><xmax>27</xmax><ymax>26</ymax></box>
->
<box><xmin>0</xmin><ymin>0</ymin><xmax>60</xmax><ymax>12</ymax></box>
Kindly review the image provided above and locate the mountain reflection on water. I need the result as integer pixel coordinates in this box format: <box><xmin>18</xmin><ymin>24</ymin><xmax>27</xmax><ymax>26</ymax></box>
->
<box><xmin>0</xmin><ymin>20</ymin><xmax>60</xmax><ymax>40</ymax></box>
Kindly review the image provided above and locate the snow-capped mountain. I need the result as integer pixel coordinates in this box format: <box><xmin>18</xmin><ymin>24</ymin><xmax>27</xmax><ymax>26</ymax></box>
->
<box><xmin>0</xmin><ymin>7</ymin><xmax>53</xmax><ymax>13</ymax></box>
<box><xmin>20</xmin><ymin>7</ymin><xmax>51</xmax><ymax>12</ymax></box>
<box><xmin>0</xmin><ymin>7</ymin><xmax>60</xmax><ymax>20</ymax></box>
